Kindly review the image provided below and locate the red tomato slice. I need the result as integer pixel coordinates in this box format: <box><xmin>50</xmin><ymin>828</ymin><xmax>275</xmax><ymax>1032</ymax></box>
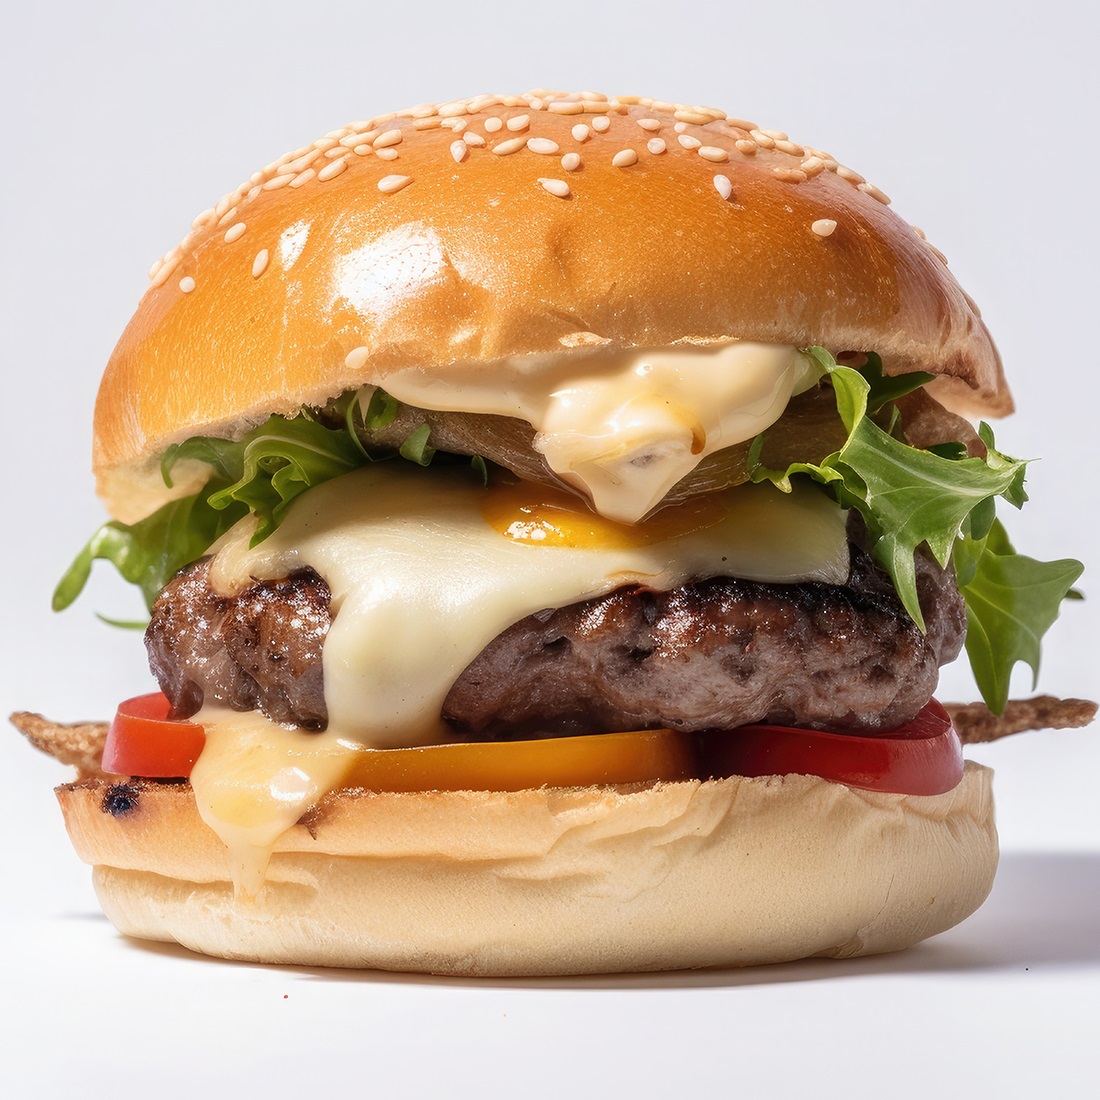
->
<box><xmin>700</xmin><ymin>700</ymin><xmax>964</xmax><ymax>796</ymax></box>
<box><xmin>102</xmin><ymin>693</ymin><xmax>206</xmax><ymax>778</ymax></box>
<box><xmin>103</xmin><ymin>693</ymin><xmax>963</xmax><ymax>795</ymax></box>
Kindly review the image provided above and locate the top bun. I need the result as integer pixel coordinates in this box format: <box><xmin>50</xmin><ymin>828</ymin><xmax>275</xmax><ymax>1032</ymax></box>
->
<box><xmin>93</xmin><ymin>91</ymin><xmax>1009</xmax><ymax>521</ymax></box>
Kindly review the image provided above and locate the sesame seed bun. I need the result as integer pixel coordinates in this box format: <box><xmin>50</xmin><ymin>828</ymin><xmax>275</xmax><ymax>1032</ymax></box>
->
<box><xmin>92</xmin><ymin>91</ymin><xmax>1009</xmax><ymax>522</ymax></box>
<box><xmin>57</xmin><ymin>764</ymin><xmax>997</xmax><ymax>975</ymax></box>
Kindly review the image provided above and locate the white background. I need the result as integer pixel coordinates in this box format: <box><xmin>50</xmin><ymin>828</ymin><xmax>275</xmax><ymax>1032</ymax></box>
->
<box><xmin>2</xmin><ymin>1</ymin><xmax>1097</xmax><ymax>1096</ymax></box>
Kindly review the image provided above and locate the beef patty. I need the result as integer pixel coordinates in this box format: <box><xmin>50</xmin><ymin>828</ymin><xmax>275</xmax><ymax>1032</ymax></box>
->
<box><xmin>145</xmin><ymin>564</ymin><xmax>330</xmax><ymax>729</ymax></box>
<box><xmin>146</xmin><ymin>540</ymin><xmax>965</xmax><ymax>736</ymax></box>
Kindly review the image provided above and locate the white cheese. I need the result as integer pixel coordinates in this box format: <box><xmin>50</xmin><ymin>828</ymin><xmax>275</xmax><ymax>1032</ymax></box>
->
<box><xmin>209</xmin><ymin>463</ymin><xmax>847</xmax><ymax>750</ymax></box>
<box><xmin>377</xmin><ymin>341</ymin><xmax>821</xmax><ymax>523</ymax></box>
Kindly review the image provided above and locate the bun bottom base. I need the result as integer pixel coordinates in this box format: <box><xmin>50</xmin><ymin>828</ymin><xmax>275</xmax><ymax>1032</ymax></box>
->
<box><xmin>62</xmin><ymin>765</ymin><xmax>998</xmax><ymax>976</ymax></box>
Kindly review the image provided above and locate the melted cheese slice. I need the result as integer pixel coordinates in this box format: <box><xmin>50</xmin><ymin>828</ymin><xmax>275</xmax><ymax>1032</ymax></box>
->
<box><xmin>196</xmin><ymin>464</ymin><xmax>847</xmax><ymax>894</ymax></box>
<box><xmin>209</xmin><ymin>464</ymin><xmax>847</xmax><ymax>749</ymax></box>
<box><xmin>189</xmin><ymin>708</ymin><xmax>357</xmax><ymax>898</ymax></box>
<box><xmin>377</xmin><ymin>341</ymin><xmax>820</xmax><ymax>523</ymax></box>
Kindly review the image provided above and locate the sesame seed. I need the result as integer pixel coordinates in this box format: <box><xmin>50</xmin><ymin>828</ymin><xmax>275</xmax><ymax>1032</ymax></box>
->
<box><xmin>858</xmin><ymin>181</ymin><xmax>891</xmax><ymax>204</ymax></box>
<box><xmin>179</xmin><ymin>276</ymin><xmax>196</xmax><ymax>293</ymax></box>
<box><xmin>440</xmin><ymin>118</ymin><xmax>467</xmax><ymax>132</ymax></box>
<box><xmin>800</xmin><ymin>156</ymin><xmax>826</xmax><ymax>176</ymax></box>
<box><xmin>647</xmin><ymin>137</ymin><xmax>666</xmax><ymax>154</ymax></box>
<box><xmin>191</xmin><ymin>208</ymin><xmax>216</xmax><ymax>230</ymax></box>
<box><xmin>224</xmin><ymin>222</ymin><xmax>247</xmax><ymax>243</ymax></box>
<box><xmin>374</xmin><ymin>129</ymin><xmax>403</xmax><ymax>149</ymax></box>
<box><xmin>774</xmin><ymin>139</ymin><xmax>804</xmax><ymax>156</ymax></box>
<box><xmin>561</xmin><ymin>152</ymin><xmax>581</xmax><ymax>171</ymax></box>
<box><xmin>484</xmin><ymin>117</ymin><xmax>503</xmax><ymax>132</ymax></box>
<box><xmin>674</xmin><ymin>109</ymin><xmax>711</xmax><ymax>125</ymax></box>
<box><xmin>773</xmin><ymin>167</ymin><xmax>808</xmax><ymax>182</ymax></box>
<box><xmin>506</xmin><ymin>114</ymin><xmax>530</xmax><ymax>132</ymax></box>
<box><xmin>811</xmin><ymin>219</ymin><xmax>838</xmax><ymax>237</ymax></box>
<box><xmin>713</xmin><ymin>175</ymin><xmax>733</xmax><ymax>200</ymax></box>
<box><xmin>572</xmin><ymin>123</ymin><xmax>590</xmax><ymax>142</ymax></box>
<box><xmin>698</xmin><ymin>145</ymin><xmax>729</xmax><ymax>163</ymax></box>
<box><xmin>281</xmin><ymin>150</ymin><xmax>321</xmax><ymax>174</ymax></box>
<box><xmin>637</xmin><ymin>118</ymin><xmax>661</xmax><ymax>131</ymax></box>
<box><xmin>527</xmin><ymin>137</ymin><xmax>560</xmax><ymax>155</ymax></box>
<box><xmin>911</xmin><ymin>225</ymin><xmax>927</xmax><ymax>240</ymax></box>
<box><xmin>538</xmin><ymin>177</ymin><xmax>571</xmax><ymax>198</ymax></box>
<box><xmin>313</xmin><ymin>137</ymin><xmax>338</xmax><ymax>151</ymax></box>
<box><xmin>750</xmin><ymin>129</ymin><xmax>776</xmax><ymax>149</ymax></box>
<box><xmin>346</xmin><ymin>347</ymin><xmax>371</xmax><ymax>370</ymax></box>
<box><xmin>214</xmin><ymin>195</ymin><xmax>234</xmax><ymax>217</ymax></box>
<box><xmin>150</xmin><ymin>257</ymin><xmax>178</xmax><ymax>288</ymax></box>
<box><xmin>612</xmin><ymin>149</ymin><xmax>638</xmax><ymax>167</ymax></box>
<box><xmin>674</xmin><ymin>122</ymin><xmax>687</xmax><ymax>133</ymax></box>
<box><xmin>548</xmin><ymin>100</ymin><xmax>584</xmax><ymax>114</ymax></box>
<box><xmin>216</xmin><ymin>205</ymin><xmax>239</xmax><ymax>227</ymax></box>
<box><xmin>378</xmin><ymin>174</ymin><xmax>412</xmax><ymax>194</ymax></box>
<box><xmin>148</xmin><ymin>258</ymin><xmax>163</xmax><ymax>279</ymax></box>
<box><xmin>376</xmin><ymin>148</ymin><xmax>399</xmax><ymax>161</ymax></box>
<box><xmin>252</xmin><ymin>249</ymin><xmax>269</xmax><ymax>278</ymax></box>
<box><xmin>324</xmin><ymin>146</ymin><xmax>347</xmax><ymax>158</ymax></box>
<box><xmin>353</xmin><ymin>144</ymin><xmax>374</xmax><ymax>156</ymax></box>
<box><xmin>463</xmin><ymin>132</ymin><xmax>486</xmax><ymax>146</ymax></box>
<box><xmin>263</xmin><ymin>172</ymin><xmax>296</xmax><ymax>190</ymax></box>
<box><xmin>289</xmin><ymin>169</ymin><xmax>316</xmax><ymax>188</ymax></box>
<box><xmin>450</xmin><ymin>140</ymin><xmax>468</xmax><ymax>163</ymax></box>
<box><xmin>677</xmin><ymin>134</ymin><xmax>702</xmax><ymax>150</ymax></box>
<box><xmin>836</xmin><ymin>165</ymin><xmax>865</xmax><ymax>184</ymax></box>
<box><xmin>414</xmin><ymin>118</ymin><xmax>442</xmax><ymax>130</ymax></box>
<box><xmin>591</xmin><ymin>116</ymin><xmax>611</xmax><ymax>132</ymax></box>
<box><xmin>317</xmin><ymin>157</ymin><xmax>348</xmax><ymax>181</ymax></box>
<box><xmin>492</xmin><ymin>136</ymin><xmax>526</xmax><ymax>156</ymax></box>
<box><xmin>762</xmin><ymin>129</ymin><xmax>788</xmax><ymax>141</ymax></box>
<box><xmin>735</xmin><ymin>139</ymin><xmax>757</xmax><ymax>156</ymax></box>
<box><xmin>439</xmin><ymin>101</ymin><xmax>468</xmax><ymax>118</ymax></box>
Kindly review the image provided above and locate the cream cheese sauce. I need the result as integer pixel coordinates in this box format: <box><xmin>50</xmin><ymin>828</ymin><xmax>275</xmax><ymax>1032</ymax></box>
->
<box><xmin>376</xmin><ymin>341</ymin><xmax>821</xmax><ymax>523</ymax></box>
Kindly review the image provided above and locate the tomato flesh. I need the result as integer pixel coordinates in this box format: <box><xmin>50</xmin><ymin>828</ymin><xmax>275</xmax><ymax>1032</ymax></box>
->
<box><xmin>103</xmin><ymin>693</ymin><xmax>206</xmax><ymax>778</ymax></box>
<box><xmin>700</xmin><ymin>700</ymin><xmax>963</xmax><ymax>796</ymax></box>
<box><xmin>103</xmin><ymin>692</ymin><xmax>963</xmax><ymax>796</ymax></box>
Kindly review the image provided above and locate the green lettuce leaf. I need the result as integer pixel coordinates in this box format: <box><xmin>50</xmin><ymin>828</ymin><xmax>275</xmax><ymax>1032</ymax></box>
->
<box><xmin>165</xmin><ymin>415</ymin><xmax>363</xmax><ymax>544</ymax></box>
<box><xmin>954</xmin><ymin>520</ymin><xmax>1084</xmax><ymax>713</ymax></box>
<box><xmin>752</xmin><ymin>348</ymin><xmax>1081</xmax><ymax>711</ymax></box>
<box><xmin>752</xmin><ymin>354</ymin><xmax>1028</xmax><ymax>628</ymax></box>
<box><xmin>53</xmin><ymin>482</ymin><xmax>246</xmax><ymax>613</ymax></box>
<box><xmin>55</xmin><ymin>399</ymin><xmax>423</xmax><ymax>614</ymax></box>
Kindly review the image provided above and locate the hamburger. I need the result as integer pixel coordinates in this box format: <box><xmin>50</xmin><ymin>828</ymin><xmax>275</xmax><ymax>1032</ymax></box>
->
<box><xmin>14</xmin><ymin>90</ymin><xmax>1090</xmax><ymax>975</ymax></box>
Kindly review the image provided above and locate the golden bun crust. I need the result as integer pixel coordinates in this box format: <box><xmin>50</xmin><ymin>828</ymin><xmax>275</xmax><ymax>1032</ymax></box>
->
<box><xmin>58</xmin><ymin>764</ymin><xmax>997</xmax><ymax>975</ymax></box>
<box><xmin>93</xmin><ymin>91</ymin><xmax>1009</xmax><ymax>521</ymax></box>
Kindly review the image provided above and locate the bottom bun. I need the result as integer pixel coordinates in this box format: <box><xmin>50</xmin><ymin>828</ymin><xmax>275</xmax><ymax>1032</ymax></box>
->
<box><xmin>57</xmin><ymin>763</ymin><xmax>997</xmax><ymax>976</ymax></box>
